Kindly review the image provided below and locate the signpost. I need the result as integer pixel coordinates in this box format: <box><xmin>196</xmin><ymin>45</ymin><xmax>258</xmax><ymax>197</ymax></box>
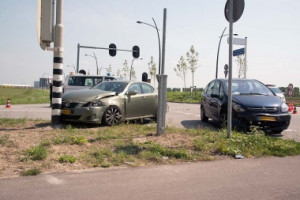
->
<box><xmin>224</xmin><ymin>0</ymin><xmax>245</xmax><ymax>138</ymax></box>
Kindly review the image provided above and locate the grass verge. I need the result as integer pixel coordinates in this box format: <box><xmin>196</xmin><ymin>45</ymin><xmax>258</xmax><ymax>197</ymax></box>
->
<box><xmin>0</xmin><ymin>88</ymin><xmax>49</xmax><ymax>104</ymax></box>
<box><xmin>1</xmin><ymin>119</ymin><xmax>300</xmax><ymax>177</ymax></box>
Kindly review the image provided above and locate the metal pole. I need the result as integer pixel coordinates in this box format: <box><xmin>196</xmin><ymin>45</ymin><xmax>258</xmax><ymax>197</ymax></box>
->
<box><xmin>227</xmin><ymin>0</ymin><xmax>233</xmax><ymax>138</ymax></box>
<box><xmin>52</xmin><ymin>0</ymin><xmax>64</xmax><ymax>125</ymax></box>
<box><xmin>156</xmin><ymin>8</ymin><xmax>167</xmax><ymax>136</ymax></box>
<box><xmin>244</xmin><ymin>37</ymin><xmax>247</xmax><ymax>78</ymax></box>
<box><xmin>216</xmin><ymin>27</ymin><xmax>227</xmax><ymax>79</ymax></box>
<box><xmin>93</xmin><ymin>52</ymin><xmax>99</xmax><ymax>75</ymax></box>
<box><xmin>76</xmin><ymin>43</ymin><xmax>80</xmax><ymax>73</ymax></box>
<box><xmin>152</xmin><ymin>18</ymin><xmax>161</xmax><ymax>75</ymax></box>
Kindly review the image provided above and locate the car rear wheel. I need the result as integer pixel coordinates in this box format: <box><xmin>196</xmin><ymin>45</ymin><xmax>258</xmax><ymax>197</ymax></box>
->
<box><xmin>201</xmin><ymin>107</ymin><xmax>208</xmax><ymax>122</ymax></box>
<box><xmin>103</xmin><ymin>106</ymin><xmax>122</xmax><ymax>126</ymax></box>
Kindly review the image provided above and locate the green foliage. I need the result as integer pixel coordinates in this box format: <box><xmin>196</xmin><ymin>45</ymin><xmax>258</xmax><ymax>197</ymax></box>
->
<box><xmin>59</xmin><ymin>155</ymin><xmax>77</xmax><ymax>163</ymax></box>
<box><xmin>53</xmin><ymin>135</ymin><xmax>87</xmax><ymax>145</ymax></box>
<box><xmin>26</xmin><ymin>145</ymin><xmax>48</xmax><ymax>161</ymax></box>
<box><xmin>0</xmin><ymin>88</ymin><xmax>49</xmax><ymax>105</ymax></box>
<box><xmin>21</xmin><ymin>168</ymin><xmax>41</xmax><ymax>176</ymax></box>
<box><xmin>167</xmin><ymin>91</ymin><xmax>201</xmax><ymax>103</ymax></box>
<box><xmin>0</xmin><ymin>118</ymin><xmax>26</xmax><ymax>126</ymax></box>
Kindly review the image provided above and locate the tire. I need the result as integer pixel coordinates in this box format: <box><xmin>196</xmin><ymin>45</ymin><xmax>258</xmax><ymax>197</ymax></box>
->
<box><xmin>201</xmin><ymin>106</ymin><xmax>208</xmax><ymax>122</ymax></box>
<box><xmin>219</xmin><ymin>112</ymin><xmax>227</xmax><ymax>128</ymax></box>
<box><xmin>103</xmin><ymin>106</ymin><xmax>122</xmax><ymax>126</ymax></box>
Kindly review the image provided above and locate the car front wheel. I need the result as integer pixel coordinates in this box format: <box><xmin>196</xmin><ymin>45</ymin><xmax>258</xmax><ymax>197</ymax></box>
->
<box><xmin>201</xmin><ymin>107</ymin><xmax>208</xmax><ymax>122</ymax></box>
<box><xmin>103</xmin><ymin>106</ymin><xmax>122</xmax><ymax>126</ymax></box>
<box><xmin>219</xmin><ymin>112</ymin><xmax>227</xmax><ymax>128</ymax></box>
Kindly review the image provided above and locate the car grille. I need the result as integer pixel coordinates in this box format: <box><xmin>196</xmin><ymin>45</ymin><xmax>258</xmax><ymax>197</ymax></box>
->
<box><xmin>248</xmin><ymin>106</ymin><xmax>279</xmax><ymax>113</ymax></box>
<box><xmin>61</xmin><ymin>114</ymin><xmax>81</xmax><ymax>120</ymax></box>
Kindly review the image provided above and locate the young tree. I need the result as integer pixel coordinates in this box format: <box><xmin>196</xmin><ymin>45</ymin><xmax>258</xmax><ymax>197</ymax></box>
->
<box><xmin>148</xmin><ymin>56</ymin><xmax>157</xmax><ymax>85</ymax></box>
<box><xmin>130</xmin><ymin>66</ymin><xmax>137</xmax><ymax>80</ymax></box>
<box><xmin>174</xmin><ymin>56</ymin><xmax>188</xmax><ymax>89</ymax></box>
<box><xmin>122</xmin><ymin>60</ymin><xmax>129</xmax><ymax>80</ymax></box>
<box><xmin>106</xmin><ymin>64</ymin><xmax>112</xmax><ymax>75</ymax></box>
<box><xmin>186</xmin><ymin>45</ymin><xmax>199</xmax><ymax>87</ymax></box>
<box><xmin>235</xmin><ymin>55</ymin><xmax>246</xmax><ymax>78</ymax></box>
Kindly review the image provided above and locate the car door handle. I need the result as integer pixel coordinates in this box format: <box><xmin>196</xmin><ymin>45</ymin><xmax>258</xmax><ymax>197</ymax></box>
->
<box><xmin>141</xmin><ymin>96</ymin><xmax>146</xmax><ymax>100</ymax></box>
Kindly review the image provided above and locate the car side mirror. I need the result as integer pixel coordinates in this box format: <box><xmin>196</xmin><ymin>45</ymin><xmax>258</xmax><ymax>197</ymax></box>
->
<box><xmin>127</xmin><ymin>90</ymin><xmax>137</xmax><ymax>96</ymax></box>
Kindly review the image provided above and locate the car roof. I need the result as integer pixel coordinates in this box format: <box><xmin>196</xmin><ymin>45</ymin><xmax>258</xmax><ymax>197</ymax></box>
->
<box><xmin>67</xmin><ymin>74</ymin><xmax>116</xmax><ymax>78</ymax></box>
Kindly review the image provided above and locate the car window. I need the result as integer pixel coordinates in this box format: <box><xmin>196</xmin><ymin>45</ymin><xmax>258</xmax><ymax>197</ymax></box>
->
<box><xmin>104</xmin><ymin>77</ymin><xmax>116</xmax><ymax>81</ymax></box>
<box><xmin>206</xmin><ymin>81</ymin><xmax>215</xmax><ymax>96</ymax></box>
<box><xmin>212</xmin><ymin>81</ymin><xmax>220</xmax><ymax>96</ymax></box>
<box><xmin>68</xmin><ymin>77</ymin><xmax>85</xmax><ymax>86</ymax></box>
<box><xmin>225</xmin><ymin>80</ymin><xmax>273</xmax><ymax>96</ymax></box>
<box><xmin>128</xmin><ymin>83</ymin><xmax>142</xmax><ymax>94</ymax></box>
<box><xmin>94</xmin><ymin>81</ymin><xmax>128</xmax><ymax>93</ymax></box>
<box><xmin>141</xmin><ymin>83</ymin><xmax>154</xmax><ymax>94</ymax></box>
<box><xmin>94</xmin><ymin>77</ymin><xmax>103</xmax><ymax>85</ymax></box>
<box><xmin>84</xmin><ymin>78</ymin><xmax>93</xmax><ymax>86</ymax></box>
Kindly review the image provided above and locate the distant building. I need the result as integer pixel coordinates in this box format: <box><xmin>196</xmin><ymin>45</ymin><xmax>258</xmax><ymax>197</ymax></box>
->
<box><xmin>39</xmin><ymin>78</ymin><xmax>49</xmax><ymax>89</ymax></box>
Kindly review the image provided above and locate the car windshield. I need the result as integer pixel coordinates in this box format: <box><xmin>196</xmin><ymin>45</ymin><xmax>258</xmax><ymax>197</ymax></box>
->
<box><xmin>92</xmin><ymin>81</ymin><xmax>128</xmax><ymax>94</ymax></box>
<box><xmin>224</xmin><ymin>80</ymin><xmax>274</xmax><ymax>96</ymax></box>
<box><xmin>269</xmin><ymin>87</ymin><xmax>282</xmax><ymax>94</ymax></box>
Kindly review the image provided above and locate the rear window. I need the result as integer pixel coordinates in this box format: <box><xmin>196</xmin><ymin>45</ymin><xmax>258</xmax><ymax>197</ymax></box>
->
<box><xmin>68</xmin><ymin>76</ymin><xmax>115</xmax><ymax>87</ymax></box>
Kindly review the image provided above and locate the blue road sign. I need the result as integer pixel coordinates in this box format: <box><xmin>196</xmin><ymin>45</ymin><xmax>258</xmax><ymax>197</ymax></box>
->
<box><xmin>233</xmin><ymin>48</ymin><xmax>245</xmax><ymax>56</ymax></box>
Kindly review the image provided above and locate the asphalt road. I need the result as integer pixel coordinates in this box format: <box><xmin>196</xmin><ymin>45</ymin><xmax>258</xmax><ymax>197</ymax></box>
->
<box><xmin>1</xmin><ymin>156</ymin><xmax>300</xmax><ymax>200</ymax></box>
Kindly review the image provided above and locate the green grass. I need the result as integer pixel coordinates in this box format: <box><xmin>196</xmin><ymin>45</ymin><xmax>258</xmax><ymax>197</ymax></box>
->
<box><xmin>2</xmin><ymin>119</ymin><xmax>300</xmax><ymax>177</ymax></box>
<box><xmin>0</xmin><ymin>88</ymin><xmax>49</xmax><ymax>105</ymax></box>
<box><xmin>0</xmin><ymin>118</ymin><xmax>26</xmax><ymax>126</ymax></box>
<box><xmin>59</xmin><ymin>155</ymin><xmax>77</xmax><ymax>163</ymax></box>
<box><xmin>25</xmin><ymin>144</ymin><xmax>48</xmax><ymax>161</ymax></box>
<box><xmin>21</xmin><ymin>168</ymin><xmax>41</xmax><ymax>176</ymax></box>
<box><xmin>167</xmin><ymin>91</ymin><xmax>201</xmax><ymax>103</ymax></box>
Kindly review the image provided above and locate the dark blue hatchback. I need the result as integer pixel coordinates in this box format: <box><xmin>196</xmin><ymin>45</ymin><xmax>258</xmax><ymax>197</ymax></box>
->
<box><xmin>200</xmin><ymin>79</ymin><xmax>291</xmax><ymax>133</ymax></box>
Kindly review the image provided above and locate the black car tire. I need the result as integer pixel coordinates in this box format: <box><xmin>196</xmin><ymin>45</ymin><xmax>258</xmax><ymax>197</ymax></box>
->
<box><xmin>201</xmin><ymin>107</ymin><xmax>208</xmax><ymax>122</ymax></box>
<box><xmin>103</xmin><ymin>106</ymin><xmax>122</xmax><ymax>126</ymax></box>
<box><xmin>219</xmin><ymin>112</ymin><xmax>227</xmax><ymax>128</ymax></box>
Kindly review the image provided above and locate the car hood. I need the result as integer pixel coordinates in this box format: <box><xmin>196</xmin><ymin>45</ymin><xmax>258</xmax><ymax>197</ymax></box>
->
<box><xmin>62</xmin><ymin>89</ymin><xmax>116</xmax><ymax>102</ymax></box>
<box><xmin>233</xmin><ymin>95</ymin><xmax>283</xmax><ymax>107</ymax></box>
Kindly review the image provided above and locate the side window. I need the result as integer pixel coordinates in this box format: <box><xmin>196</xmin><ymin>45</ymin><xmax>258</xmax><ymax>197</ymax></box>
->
<box><xmin>84</xmin><ymin>78</ymin><xmax>93</xmax><ymax>86</ymax></box>
<box><xmin>94</xmin><ymin>77</ymin><xmax>103</xmax><ymax>86</ymax></box>
<box><xmin>128</xmin><ymin>83</ymin><xmax>142</xmax><ymax>94</ymax></box>
<box><xmin>212</xmin><ymin>81</ymin><xmax>220</xmax><ymax>96</ymax></box>
<box><xmin>104</xmin><ymin>77</ymin><xmax>116</xmax><ymax>81</ymax></box>
<box><xmin>68</xmin><ymin>77</ymin><xmax>85</xmax><ymax>86</ymax></box>
<box><xmin>206</xmin><ymin>81</ymin><xmax>215</xmax><ymax>96</ymax></box>
<box><xmin>141</xmin><ymin>83</ymin><xmax>154</xmax><ymax>94</ymax></box>
<box><xmin>220</xmin><ymin>84</ymin><xmax>224</xmax><ymax>99</ymax></box>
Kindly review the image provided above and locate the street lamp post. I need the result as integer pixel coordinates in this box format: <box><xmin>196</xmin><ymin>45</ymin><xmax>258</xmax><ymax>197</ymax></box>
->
<box><xmin>130</xmin><ymin>58</ymin><xmax>143</xmax><ymax>80</ymax></box>
<box><xmin>85</xmin><ymin>52</ymin><xmax>100</xmax><ymax>75</ymax></box>
<box><xmin>137</xmin><ymin>19</ymin><xmax>161</xmax><ymax>74</ymax></box>
<box><xmin>216</xmin><ymin>27</ymin><xmax>238</xmax><ymax>79</ymax></box>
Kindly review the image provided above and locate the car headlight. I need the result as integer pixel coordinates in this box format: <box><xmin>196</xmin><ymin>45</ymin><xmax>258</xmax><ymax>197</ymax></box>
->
<box><xmin>281</xmin><ymin>103</ymin><xmax>288</xmax><ymax>112</ymax></box>
<box><xmin>91</xmin><ymin>101</ymin><xmax>103</xmax><ymax>107</ymax></box>
<box><xmin>232</xmin><ymin>102</ymin><xmax>245</xmax><ymax>112</ymax></box>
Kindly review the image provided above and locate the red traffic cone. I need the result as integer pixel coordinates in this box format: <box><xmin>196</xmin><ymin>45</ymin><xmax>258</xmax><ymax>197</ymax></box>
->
<box><xmin>288</xmin><ymin>103</ymin><xmax>294</xmax><ymax>112</ymax></box>
<box><xmin>293</xmin><ymin>106</ymin><xmax>297</xmax><ymax>114</ymax></box>
<box><xmin>5</xmin><ymin>98</ymin><xmax>11</xmax><ymax>109</ymax></box>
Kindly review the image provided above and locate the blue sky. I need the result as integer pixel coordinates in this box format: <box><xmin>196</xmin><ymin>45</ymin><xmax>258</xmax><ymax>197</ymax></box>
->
<box><xmin>1</xmin><ymin>0</ymin><xmax>300</xmax><ymax>88</ymax></box>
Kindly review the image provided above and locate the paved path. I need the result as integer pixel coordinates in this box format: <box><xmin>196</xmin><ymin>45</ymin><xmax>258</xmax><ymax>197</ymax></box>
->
<box><xmin>1</xmin><ymin>156</ymin><xmax>300</xmax><ymax>200</ymax></box>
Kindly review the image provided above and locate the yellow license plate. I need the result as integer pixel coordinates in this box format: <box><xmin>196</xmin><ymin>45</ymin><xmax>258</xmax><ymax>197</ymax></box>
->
<box><xmin>258</xmin><ymin>116</ymin><xmax>276</xmax><ymax>121</ymax></box>
<box><xmin>61</xmin><ymin>109</ymin><xmax>71</xmax><ymax>115</ymax></box>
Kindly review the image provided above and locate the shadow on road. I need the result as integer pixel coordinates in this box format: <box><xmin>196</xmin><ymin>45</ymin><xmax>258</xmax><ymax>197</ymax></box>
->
<box><xmin>181</xmin><ymin>120</ymin><xmax>219</xmax><ymax>130</ymax></box>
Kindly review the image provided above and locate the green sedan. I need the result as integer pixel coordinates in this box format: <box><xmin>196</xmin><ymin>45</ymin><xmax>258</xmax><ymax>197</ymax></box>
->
<box><xmin>61</xmin><ymin>81</ymin><xmax>158</xmax><ymax>125</ymax></box>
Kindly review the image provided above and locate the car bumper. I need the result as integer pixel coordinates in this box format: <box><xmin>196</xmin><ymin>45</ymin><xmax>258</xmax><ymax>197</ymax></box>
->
<box><xmin>61</xmin><ymin>106</ymin><xmax>107</xmax><ymax>124</ymax></box>
<box><xmin>233</xmin><ymin>112</ymin><xmax>291</xmax><ymax>132</ymax></box>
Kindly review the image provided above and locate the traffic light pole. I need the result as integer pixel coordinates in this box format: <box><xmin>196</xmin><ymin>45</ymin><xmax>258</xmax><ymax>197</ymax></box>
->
<box><xmin>156</xmin><ymin>8</ymin><xmax>167</xmax><ymax>136</ymax></box>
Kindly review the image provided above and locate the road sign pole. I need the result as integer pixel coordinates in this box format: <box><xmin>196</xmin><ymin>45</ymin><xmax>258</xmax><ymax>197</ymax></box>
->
<box><xmin>52</xmin><ymin>0</ymin><xmax>64</xmax><ymax>126</ymax></box>
<box><xmin>244</xmin><ymin>37</ymin><xmax>247</xmax><ymax>78</ymax></box>
<box><xmin>227</xmin><ymin>0</ymin><xmax>234</xmax><ymax>138</ymax></box>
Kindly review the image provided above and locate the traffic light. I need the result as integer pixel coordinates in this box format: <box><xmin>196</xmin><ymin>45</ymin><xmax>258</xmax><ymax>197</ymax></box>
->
<box><xmin>142</xmin><ymin>72</ymin><xmax>148</xmax><ymax>82</ymax></box>
<box><xmin>132</xmin><ymin>46</ymin><xmax>140</xmax><ymax>58</ymax></box>
<box><xmin>109</xmin><ymin>43</ymin><xmax>117</xmax><ymax>56</ymax></box>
